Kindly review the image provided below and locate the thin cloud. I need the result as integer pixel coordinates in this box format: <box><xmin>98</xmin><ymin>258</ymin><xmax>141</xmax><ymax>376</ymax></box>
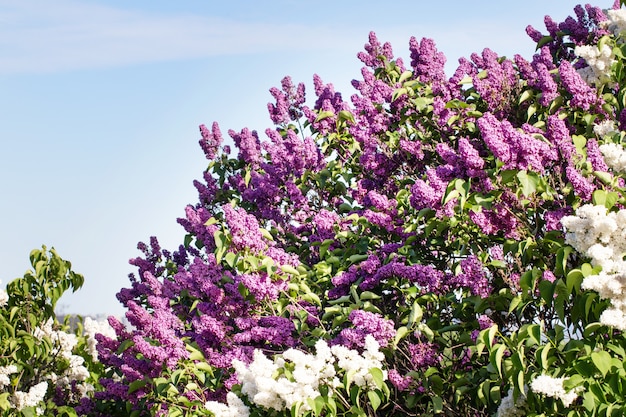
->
<box><xmin>0</xmin><ymin>0</ymin><xmax>546</xmax><ymax>76</ymax></box>
<box><xmin>0</xmin><ymin>0</ymin><xmax>353</xmax><ymax>74</ymax></box>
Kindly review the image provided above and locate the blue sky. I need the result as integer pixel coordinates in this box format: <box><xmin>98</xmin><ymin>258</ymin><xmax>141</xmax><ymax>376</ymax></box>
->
<box><xmin>0</xmin><ymin>0</ymin><xmax>590</xmax><ymax>316</ymax></box>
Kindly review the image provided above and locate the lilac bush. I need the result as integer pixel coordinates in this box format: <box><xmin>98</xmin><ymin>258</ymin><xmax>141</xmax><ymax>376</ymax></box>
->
<box><xmin>76</xmin><ymin>1</ymin><xmax>626</xmax><ymax>415</ymax></box>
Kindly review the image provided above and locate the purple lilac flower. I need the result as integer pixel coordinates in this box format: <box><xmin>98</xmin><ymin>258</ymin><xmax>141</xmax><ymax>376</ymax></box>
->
<box><xmin>335</xmin><ymin>310</ymin><xmax>396</xmax><ymax>349</ymax></box>
<box><xmin>410</xmin><ymin>179</ymin><xmax>440</xmax><ymax>210</ymax></box>
<box><xmin>586</xmin><ymin>138</ymin><xmax>609</xmax><ymax>172</ymax></box>
<box><xmin>194</xmin><ymin>171</ymin><xmax>218</xmax><ymax>207</ymax></box>
<box><xmin>267</xmin><ymin>76</ymin><xmax>306</xmax><ymax>124</ymax></box>
<box><xmin>478</xmin><ymin>314</ymin><xmax>495</xmax><ymax>330</ymax></box>
<box><xmin>526</xmin><ymin>5</ymin><xmax>608</xmax><ymax>63</ymax></box>
<box><xmin>360</xmin><ymin>254</ymin><xmax>381</xmax><ymax>274</ymax></box>
<box><xmin>544</xmin><ymin>207</ymin><xmax>571</xmax><ymax>231</ymax></box>
<box><xmin>222</xmin><ymin>204</ymin><xmax>266</xmax><ymax>253</ymax></box>
<box><xmin>302</xmin><ymin>74</ymin><xmax>350</xmax><ymax>136</ymax></box>
<box><xmin>263</xmin><ymin>128</ymin><xmax>323</xmax><ymax>179</ymax></box>
<box><xmin>543</xmin><ymin>270</ymin><xmax>557</xmax><ymax>283</ymax></box>
<box><xmin>359</xmin><ymin>261</ymin><xmax>445</xmax><ymax>294</ymax></box>
<box><xmin>478</xmin><ymin>112</ymin><xmax>557</xmax><ymax>172</ymax></box>
<box><xmin>399</xmin><ymin>138</ymin><xmax>424</xmax><ymax>158</ymax></box>
<box><xmin>237</xmin><ymin>272</ymin><xmax>287</xmax><ymax>301</ymax></box>
<box><xmin>388</xmin><ymin>369</ymin><xmax>413</xmax><ymax>391</ymax></box>
<box><xmin>471</xmin><ymin>49</ymin><xmax>519</xmax><ymax>117</ymax></box>
<box><xmin>619</xmin><ymin>109</ymin><xmax>626</xmax><ymax>131</ymax></box>
<box><xmin>535</xmin><ymin>62</ymin><xmax>559</xmax><ymax>106</ymax></box>
<box><xmin>409</xmin><ymin>37</ymin><xmax>447</xmax><ymax>95</ymax></box>
<box><xmin>448</xmin><ymin>57</ymin><xmax>477</xmax><ymax>100</ymax></box>
<box><xmin>432</xmin><ymin>96</ymin><xmax>454</xmax><ymax>128</ymax></box>
<box><xmin>357</xmin><ymin>31</ymin><xmax>394</xmax><ymax>69</ymax></box>
<box><xmin>469</xmin><ymin>204</ymin><xmax>519</xmax><ymax>238</ymax></box>
<box><xmin>199</xmin><ymin>122</ymin><xmax>223</xmax><ymax>161</ymax></box>
<box><xmin>545</xmin><ymin>115</ymin><xmax>576</xmax><ymax>162</ymax></box>
<box><xmin>408</xmin><ymin>342</ymin><xmax>440</xmax><ymax>369</ymax></box>
<box><xmin>560</xmin><ymin>5</ymin><xmax>609</xmax><ymax>45</ymax></box>
<box><xmin>451</xmin><ymin>255</ymin><xmax>492</xmax><ymax>298</ymax></box>
<box><xmin>363</xmin><ymin>209</ymin><xmax>395</xmax><ymax>232</ymax></box>
<box><xmin>559</xmin><ymin>61</ymin><xmax>601</xmax><ymax>111</ymax></box>
<box><xmin>525</xmin><ymin>25</ymin><xmax>543</xmax><ymax>43</ymax></box>
<box><xmin>458</xmin><ymin>138</ymin><xmax>485</xmax><ymax>172</ymax></box>
<box><xmin>228</xmin><ymin>127</ymin><xmax>262</xmax><ymax>166</ymax></box>
<box><xmin>566</xmin><ymin>165</ymin><xmax>595</xmax><ymax>200</ymax></box>
<box><xmin>233</xmin><ymin>316</ymin><xmax>295</xmax><ymax>347</ymax></box>
<box><xmin>363</xmin><ymin>190</ymin><xmax>397</xmax><ymax>212</ymax></box>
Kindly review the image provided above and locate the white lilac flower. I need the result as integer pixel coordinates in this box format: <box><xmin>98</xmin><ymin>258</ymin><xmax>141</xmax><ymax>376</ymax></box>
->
<box><xmin>575</xmin><ymin>44</ymin><xmax>614</xmax><ymax>86</ymax></box>
<box><xmin>330</xmin><ymin>335</ymin><xmax>386</xmax><ymax>388</ymax></box>
<box><xmin>606</xmin><ymin>9</ymin><xmax>626</xmax><ymax>36</ymax></box>
<box><xmin>232</xmin><ymin>335</ymin><xmax>386</xmax><ymax>415</ymax></box>
<box><xmin>11</xmin><ymin>381</ymin><xmax>48</xmax><ymax>411</ymax></box>
<box><xmin>600</xmin><ymin>142</ymin><xmax>626</xmax><ymax>173</ymax></box>
<box><xmin>497</xmin><ymin>388</ymin><xmax>527</xmax><ymax>417</ymax></box>
<box><xmin>599</xmin><ymin>308</ymin><xmax>626</xmax><ymax>331</ymax></box>
<box><xmin>562</xmin><ymin>204</ymin><xmax>626</xmax><ymax>329</ymax></box>
<box><xmin>593</xmin><ymin>120</ymin><xmax>618</xmax><ymax>137</ymax></box>
<box><xmin>0</xmin><ymin>365</ymin><xmax>18</xmax><ymax>389</ymax></box>
<box><xmin>205</xmin><ymin>392</ymin><xmax>250</xmax><ymax>417</ymax></box>
<box><xmin>0</xmin><ymin>281</ymin><xmax>8</xmax><ymax>307</ymax></box>
<box><xmin>530</xmin><ymin>375</ymin><xmax>580</xmax><ymax>407</ymax></box>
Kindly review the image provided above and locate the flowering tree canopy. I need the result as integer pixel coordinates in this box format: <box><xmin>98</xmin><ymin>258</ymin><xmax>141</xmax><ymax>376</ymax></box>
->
<box><xmin>88</xmin><ymin>1</ymin><xmax>626</xmax><ymax>415</ymax></box>
<box><xmin>7</xmin><ymin>1</ymin><xmax>626</xmax><ymax>416</ymax></box>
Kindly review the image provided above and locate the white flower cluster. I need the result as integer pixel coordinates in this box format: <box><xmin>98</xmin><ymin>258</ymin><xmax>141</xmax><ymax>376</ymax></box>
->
<box><xmin>530</xmin><ymin>374</ymin><xmax>580</xmax><ymax>407</ymax></box>
<box><xmin>561</xmin><ymin>204</ymin><xmax>626</xmax><ymax>330</ymax></box>
<box><xmin>497</xmin><ymin>388</ymin><xmax>527</xmax><ymax>417</ymax></box>
<box><xmin>207</xmin><ymin>336</ymin><xmax>386</xmax><ymax>416</ymax></box>
<box><xmin>605</xmin><ymin>9</ymin><xmax>626</xmax><ymax>37</ymax></box>
<box><xmin>575</xmin><ymin>44</ymin><xmax>615</xmax><ymax>86</ymax></box>
<box><xmin>83</xmin><ymin>316</ymin><xmax>117</xmax><ymax>361</ymax></box>
<box><xmin>593</xmin><ymin>120</ymin><xmax>618</xmax><ymax>138</ymax></box>
<box><xmin>11</xmin><ymin>381</ymin><xmax>48</xmax><ymax>414</ymax></box>
<box><xmin>0</xmin><ymin>280</ymin><xmax>8</xmax><ymax>307</ymax></box>
<box><xmin>599</xmin><ymin>142</ymin><xmax>626</xmax><ymax>173</ymax></box>
<box><xmin>32</xmin><ymin>318</ymin><xmax>91</xmax><ymax>397</ymax></box>
<box><xmin>0</xmin><ymin>364</ymin><xmax>18</xmax><ymax>389</ymax></box>
<box><xmin>205</xmin><ymin>392</ymin><xmax>249</xmax><ymax>417</ymax></box>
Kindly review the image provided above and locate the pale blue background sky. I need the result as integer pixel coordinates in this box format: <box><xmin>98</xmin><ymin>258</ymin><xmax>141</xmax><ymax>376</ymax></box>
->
<box><xmin>0</xmin><ymin>0</ymin><xmax>590</xmax><ymax>316</ymax></box>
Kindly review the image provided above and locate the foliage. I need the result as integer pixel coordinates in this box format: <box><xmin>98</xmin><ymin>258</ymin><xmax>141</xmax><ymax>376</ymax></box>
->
<box><xmin>0</xmin><ymin>247</ymin><xmax>106</xmax><ymax>416</ymax></box>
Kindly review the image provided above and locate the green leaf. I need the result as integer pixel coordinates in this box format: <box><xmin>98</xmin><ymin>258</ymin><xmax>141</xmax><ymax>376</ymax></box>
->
<box><xmin>591</xmin><ymin>350</ymin><xmax>613</xmax><ymax>377</ymax></box>
<box><xmin>492</xmin><ymin>344</ymin><xmax>507</xmax><ymax>377</ymax></box>
<box><xmin>432</xmin><ymin>396</ymin><xmax>443</xmax><ymax>414</ymax></box>
<box><xmin>537</xmin><ymin>35</ymin><xmax>554</xmax><ymax>49</ymax></box>
<box><xmin>517</xmin><ymin>170</ymin><xmax>538</xmax><ymax>197</ymax></box>
<box><xmin>213</xmin><ymin>230</ymin><xmax>228</xmax><ymax>264</ymax></box>
<box><xmin>528</xmin><ymin>324</ymin><xmax>541</xmax><ymax>345</ymax></box>
<box><xmin>369</xmin><ymin>368</ymin><xmax>385</xmax><ymax>390</ymax></box>
<box><xmin>584</xmin><ymin>322</ymin><xmax>604</xmax><ymax>337</ymax></box>
<box><xmin>311</xmin><ymin>395</ymin><xmax>325</xmax><ymax>416</ymax></box>
<box><xmin>367</xmin><ymin>390</ymin><xmax>382</xmax><ymax>412</ymax></box>
<box><xmin>394</xmin><ymin>326</ymin><xmax>409</xmax><ymax>347</ymax></box>
<box><xmin>128</xmin><ymin>379</ymin><xmax>148</xmax><ymax>394</ymax></box>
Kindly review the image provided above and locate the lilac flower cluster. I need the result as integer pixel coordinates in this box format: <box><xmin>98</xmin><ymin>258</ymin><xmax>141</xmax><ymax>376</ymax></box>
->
<box><xmin>526</xmin><ymin>4</ymin><xmax>611</xmax><ymax>62</ymax></box>
<box><xmin>334</xmin><ymin>310</ymin><xmax>396</xmax><ymax>350</ymax></box>
<box><xmin>515</xmin><ymin>48</ymin><xmax>559</xmax><ymax>107</ymax></box>
<box><xmin>470</xmin><ymin>49</ymin><xmax>520</xmax><ymax>117</ymax></box>
<box><xmin>478</xmin><ymin>112</ymin><xmax>558</xmax><ymax>173</ymax></box>
<box><xmin>96</xmin><ymin>233</ymin><xmax>300</xmax><ymax>407</ymax></box>
<box><xmin>267</xmin><ymin>76</ymin><xmax>306</xmax><ymax>125</ymax></box>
